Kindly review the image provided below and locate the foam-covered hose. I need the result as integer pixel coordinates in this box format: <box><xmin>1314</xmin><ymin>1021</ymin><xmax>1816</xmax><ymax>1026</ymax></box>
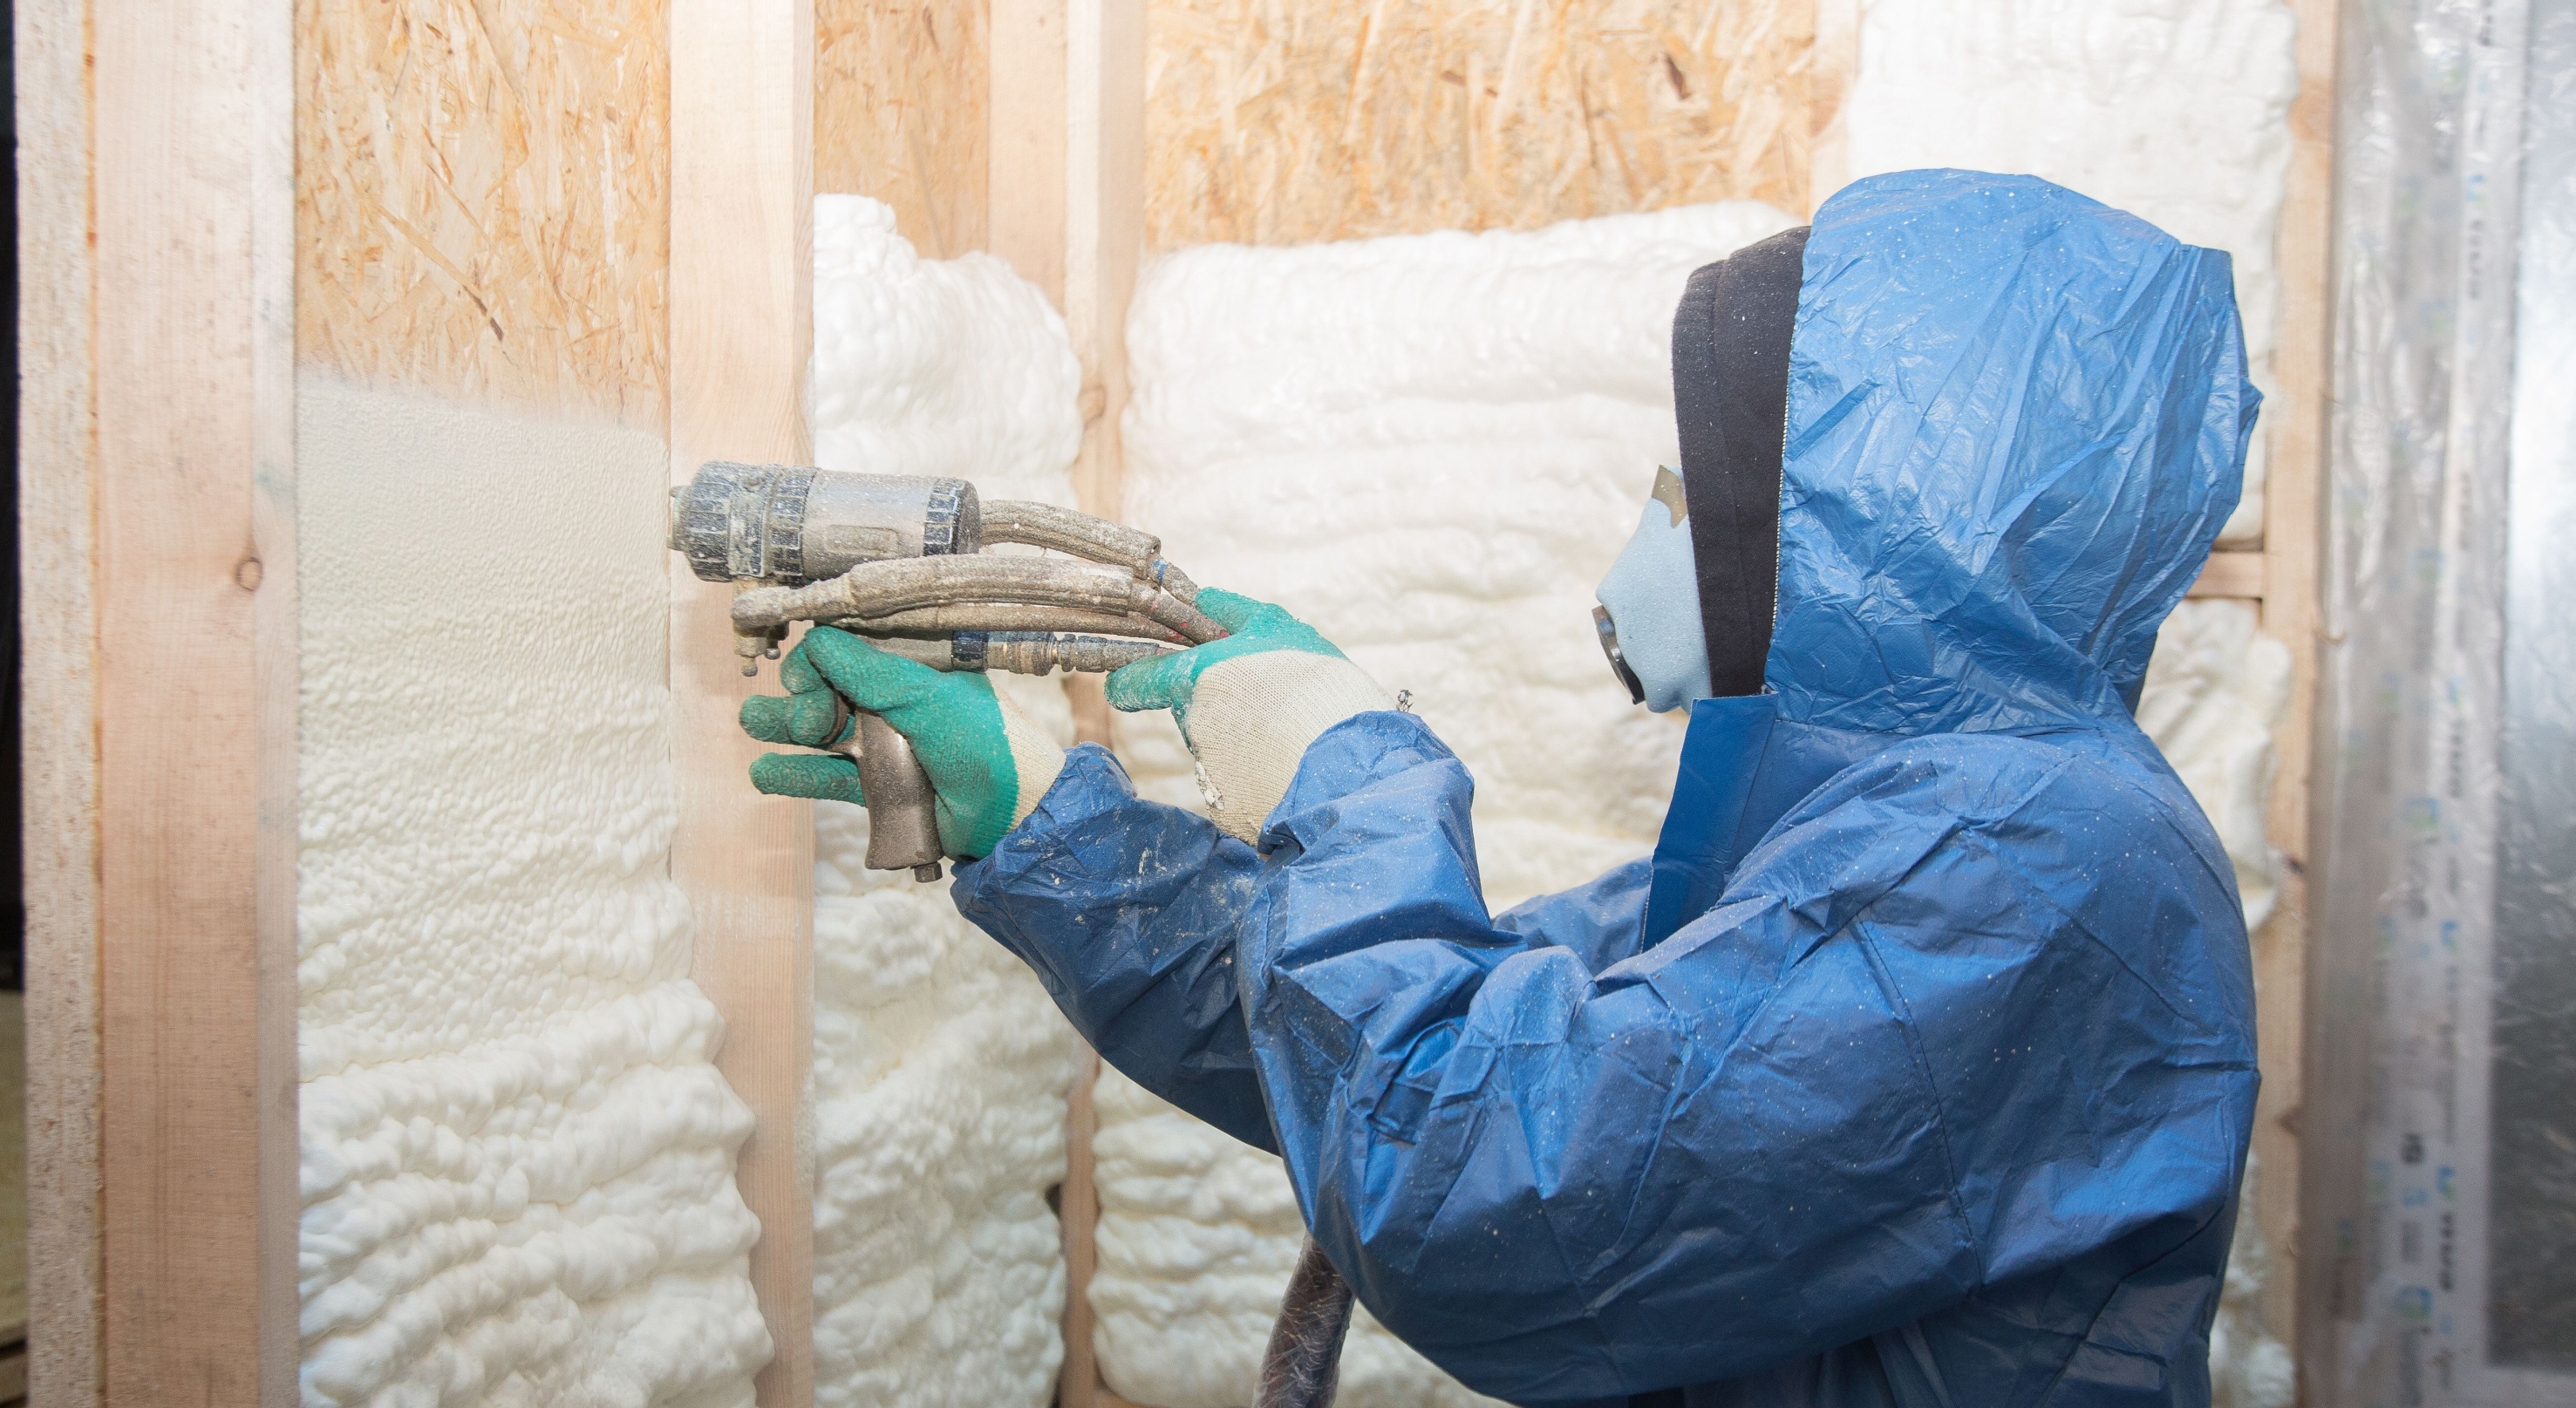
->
<box><xmin>979</xmin><ymin>500</ymin><xmax>1203</xmax><ymax>602</ymax></box>
<box><xmin>733</xmin><ymin>556</ymin><xmax>1224</xmax><ymax>643</ymax></box>
<box><xmin>823</xmin><ymin>604</ymin><xmax>1189</xmax><ymax>643</ymax></box>
<box><xmin>1257</xmin><ymin>1238</ymin><xmax>1355</xmax><ymax>1408</ymax></box>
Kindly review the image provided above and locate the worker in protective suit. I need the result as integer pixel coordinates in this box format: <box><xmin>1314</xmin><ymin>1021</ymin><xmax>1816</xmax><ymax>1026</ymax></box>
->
<box><xmin>743</xmin><ymin>169</ymin><xmax>2262</xmax><ymax>1406</ymax></box>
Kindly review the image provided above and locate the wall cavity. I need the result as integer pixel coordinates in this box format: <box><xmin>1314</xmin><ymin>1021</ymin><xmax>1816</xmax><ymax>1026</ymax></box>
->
<box><xmin>1841</xmin><ymin>0</ymin><xmax>2298</xmax><ymax>544</ymax></box>
<box><xmin>296</xmin><ymin>378</ymin><xmax>767</xmax><ymax>1407</ymax></box>
<box><xmin>805</xmin><ymin>194</ymin><xmax>1087</xmax><ymax>1408</ymax></box>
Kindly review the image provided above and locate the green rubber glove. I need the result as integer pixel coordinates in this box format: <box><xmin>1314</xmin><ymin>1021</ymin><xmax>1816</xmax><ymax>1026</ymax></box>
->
<box><xmin>740</xmin><ymin>627</ymin><xmax>1066</xmax><ymax>860</ymax></box>
<box><xmin>1106</xmin><ymin>588</ymin><xmax>1391</xmax><ymax>841</ymax></box>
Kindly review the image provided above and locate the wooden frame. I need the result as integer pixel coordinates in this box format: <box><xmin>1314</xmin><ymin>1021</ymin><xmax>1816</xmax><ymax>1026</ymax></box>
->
<box><xmin>670</xmin><ymin>2</ymin><xmax>821</xmax><ymax>1401</ymax></box>
<box><xmin>20</xmin><ymin>0</ymin><xmax>304</xmax><ymax>1403</ymax></box>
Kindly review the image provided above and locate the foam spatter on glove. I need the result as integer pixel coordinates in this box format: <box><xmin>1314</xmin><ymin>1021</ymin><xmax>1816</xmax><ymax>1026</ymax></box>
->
<box><xmin>1107</xmin><ymin>589</ymin><xmax>1392</xmax><ymax>843</ymax></box>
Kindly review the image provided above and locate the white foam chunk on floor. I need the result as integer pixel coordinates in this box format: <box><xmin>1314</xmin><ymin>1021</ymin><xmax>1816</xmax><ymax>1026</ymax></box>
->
<box><xmin>297</xmin><ymin>378</ymin><xmax>767</xmax><ymax>1408</ymax></box>
<box><xmin>1106</xmin><ymin>203</ymin><xmax>1796</xmax><ymax>1406</ymax></box>
<box><xmin>805</xmin><ymin>194</ymin><xmax>1087</xmax><ymax>1408</ymax></box>
<box><xmin>2138</xmin><ymin>598</ymin><xmax>2295</xmax><ymax>1408</ymax></box>
<box><xmin>1842</xmin><ymin>0</ymin><xmax>2299</xmax><ymax>545</ymax></box>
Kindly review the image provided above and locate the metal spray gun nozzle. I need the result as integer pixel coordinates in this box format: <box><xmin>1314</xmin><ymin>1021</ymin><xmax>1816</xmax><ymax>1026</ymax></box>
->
<box><xmin>669</xmin><ymin>461</ymin><xmax>1223</xmax><ymax>882</ymax></box>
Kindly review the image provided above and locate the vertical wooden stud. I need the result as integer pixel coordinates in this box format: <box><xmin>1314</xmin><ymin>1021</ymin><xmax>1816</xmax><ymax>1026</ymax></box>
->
<box><xmin>990</xmin><ymin>0</ymin><xmax>1070</xmax><ymax>303</ymax></box>
<box><xmin>81</xmin><ymin>0</ymin><xmax>300</xmax><ymax>1401</ymax></box>
<box><xmin>2274</xmin><ymin>0</ymin><xmax>2342</xmax><ymax>1374</ymax></box>
<box><xmin>992</xmin><ymin>0</ymin><xmax>1142</xmax><ymax>1394</ymax></box>
<box><xmin>1058</xmin><ymin>1049</ymin><xmax>1107</xmax><ymax>1408</ymax></box>
<box><xmin>670</xmin><ymin>3</ymin><xmax>820</xmax><ymax>1403</ymax></box>
<box><xmin>1063</xmin><ymin>0</ymin><xmax>1146</xmax><ymax>521</ymax></box>
<box><xmin>249</xmin><ymin>0</ymin><xmax>303</xmax><ymax>1397</ymax></box>
<box><xmin>17</xmin><ymin>0</ymin><xmax>104</xmax><ymax>1397</ymax></box>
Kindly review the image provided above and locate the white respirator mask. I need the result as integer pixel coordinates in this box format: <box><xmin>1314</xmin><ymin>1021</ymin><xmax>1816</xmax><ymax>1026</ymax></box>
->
<box><xmin>1593</xmin><ymin>466</ymin><xmax>1713</xmax><ymax>713</ymax></box>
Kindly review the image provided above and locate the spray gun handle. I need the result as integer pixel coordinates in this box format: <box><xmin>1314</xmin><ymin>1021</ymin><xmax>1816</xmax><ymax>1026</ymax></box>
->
<box><xmin>826</xmin><ymin>703</ymin><xmax>944</xmax><ymax>882</ymax></box>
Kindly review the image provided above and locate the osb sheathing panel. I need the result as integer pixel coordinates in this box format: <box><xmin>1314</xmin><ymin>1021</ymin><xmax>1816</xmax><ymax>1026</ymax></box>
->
<box><xmin>1145</xmin><ymin>0</ymin><xmax>1813</xmax><ymax>248</ymax></box>
<box><xmin>816</xmin><ymin>0</ymin><xmax>991</xmax><ymax>257</ymax></box>
<box><xmin>297</xmin><ymin>0</ymin><xmax>671</xmax><ymax>424</ymax></box>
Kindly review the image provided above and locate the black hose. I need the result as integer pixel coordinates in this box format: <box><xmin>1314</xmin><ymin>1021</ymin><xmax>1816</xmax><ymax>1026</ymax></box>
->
<box><xmin>1256</xmin><ymin>1236</ymin><xmax>1355</xmax><ymax>1408</ymax></box>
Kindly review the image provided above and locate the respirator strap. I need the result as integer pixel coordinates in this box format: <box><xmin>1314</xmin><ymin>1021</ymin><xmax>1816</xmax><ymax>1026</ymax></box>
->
<box><xmin>1671</xmin><ymin>225</ymin><xmax>1808</xmax><ymax>698</ymax></box>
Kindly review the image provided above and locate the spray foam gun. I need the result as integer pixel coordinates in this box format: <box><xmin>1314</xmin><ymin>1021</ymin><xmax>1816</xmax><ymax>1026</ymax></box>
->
<box><xmin>672</xmin><ymin>461</ymin><xmax>1356</xmax><ymax>1408</ymax></box>
<box><xmin>670</xmin><ymin>460</ymin><xmax>1230</xmax><ymax>882</ymax></box>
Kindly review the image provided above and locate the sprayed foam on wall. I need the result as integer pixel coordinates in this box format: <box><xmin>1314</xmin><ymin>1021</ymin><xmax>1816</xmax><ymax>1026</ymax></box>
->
<box><xmin>1841</xmin><ymin>0</ymin><xmax>2298</xmax><ymax>545</ymax></box>
<box><xmin>296</xmin><ymin>378</ymin><xmax>768</xmax><ymax>1408</ymax></box>
<box><xmin>1106</xmin><ymin>202</ymin><xmax>1794</xmax><ymax>1406</ymax></box>
<box><xmin>1121</xmin><ymin>201</ymin><xmax>1802</xmax><ymax>904</ymax></box>
<box><xmin>804</xmin><ymin>194</ymin><xmax>1087</xmax><ymax>1408</ymax></box>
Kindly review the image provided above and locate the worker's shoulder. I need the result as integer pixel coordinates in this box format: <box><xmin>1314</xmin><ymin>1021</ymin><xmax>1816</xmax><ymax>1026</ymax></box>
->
<box><xmin>1799</xmin><ymin>727</ymin><xmax>2232</xmax><ymax>895</ymax></box>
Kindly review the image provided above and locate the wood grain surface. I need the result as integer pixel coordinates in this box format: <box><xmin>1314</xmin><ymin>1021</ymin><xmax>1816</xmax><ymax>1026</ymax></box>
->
<box><xmin>671</xmin><ymin>3</ymin><xmax>820</xmax><ymax>1401</ymax></box>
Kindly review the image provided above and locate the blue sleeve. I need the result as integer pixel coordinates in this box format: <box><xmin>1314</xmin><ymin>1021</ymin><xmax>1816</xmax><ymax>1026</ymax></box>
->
<box><xmin>953</xmin><ymin>732</ymin><xmax>1659</xmax><ymax>1153</ymax></box>
<box><xmin>1242</xmin><ymin>714</ymin><xmax>2256</xmax><ymax>1404</ymax></box>
<box><xmin>951</xmin><ymin>744</ymin><xmax>1278</xmax><ymax>1151</ymax></box>
<box><xmin>1492</xmin><ymin>858</ymin><xmax>1653</xmax><ymax>972</ymax></box>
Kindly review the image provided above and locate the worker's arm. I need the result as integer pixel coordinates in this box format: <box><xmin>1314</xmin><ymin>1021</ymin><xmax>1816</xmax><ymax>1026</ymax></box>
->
<box><xmin>952</xmin><ymin>738</ymin><xmax>1659</xmax><ymax>1154</ymax></box>
<box><xmin>952</xmin><ymin>744</ymin><xmax>1280</xmax><ymax>1149</ymax></box>
<box><xmin>1489</xmin><ymin>857</ymin><xmax>1655</xmax><ymax>972</ymax></box>
<box><xmin>1232</xmin><ymin>711</ymin><xmax>2254</xmax><ymax>1403</ymax></box>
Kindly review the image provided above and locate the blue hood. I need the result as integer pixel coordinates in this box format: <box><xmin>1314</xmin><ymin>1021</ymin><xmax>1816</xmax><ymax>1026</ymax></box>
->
<box><xmin>1771</xmin><ymin>171</ymin><xmax>2256</xmax><ymax>731</ymax></box>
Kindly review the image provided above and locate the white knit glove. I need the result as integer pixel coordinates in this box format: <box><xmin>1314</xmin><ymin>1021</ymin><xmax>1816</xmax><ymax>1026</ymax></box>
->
<box><xmin>1105</xmin><ymin>589</ymin><xmax>1393</xmax><ymax>841</ymax></box>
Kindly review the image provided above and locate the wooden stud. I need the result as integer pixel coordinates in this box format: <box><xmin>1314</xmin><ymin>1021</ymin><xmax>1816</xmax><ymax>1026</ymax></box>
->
<box><xmin>2271</xmin><ymin>0</ymin><xmax>2341</xmax><ymax>1371</ymax></box>
<box><xmin>1065</xmin><ymin>0</ymin><xmax>1146</xmax><ymax>520</ymax></box>
<box><xmin>1059</xmin><ymin>1050</ymin><xmax>1107</xmax><ymax>1408</ymax></box>
<box><xmin>17</xmin><ymin>0</ymin><xmax>106</xmax><ymax>1398</ymax></box>
<box><xmin>990</xmin><ymin>0</ymin><xmax>1071</xmax><ymax>303</ymax></box>
<box><xmin>670</xmin><ymin>3</ymin><xmax>820</xmax><ymax>1402</ymax></box>
<box><xmin>84</xmin><ymin>0</ymin><xmax>300</xmax><ymax>1401</ymax></box>
<box><xmin>250</xmin><ymin>0</ymin><xmax>304</xmax><ymax>1396</ymax></box>
<box><xmin>992</xmin><ymin>0</ymin><xmax>1141</xmax><ymax>1394</ymax></box>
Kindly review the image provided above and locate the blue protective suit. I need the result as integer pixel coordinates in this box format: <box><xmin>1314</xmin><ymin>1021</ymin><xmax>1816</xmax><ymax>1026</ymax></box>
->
<box><xmin>955</xmin><ymin>171</ymin><xmax>2262</xmax><ymax>1407</ymax></box>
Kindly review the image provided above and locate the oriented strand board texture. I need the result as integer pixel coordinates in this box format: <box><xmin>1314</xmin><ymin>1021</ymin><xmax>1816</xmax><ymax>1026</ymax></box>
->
<box><xmin>816</xmin><ymin>0</ymin><xmax>991</xmax><ymax>257</ymax></box>
<box><xmin>1145</xmin><ymin>0</ymin><xmax>1812</xmax><ymax>248</ymax></box>
<box><xmin>297</xmin><ymin>0</ymin><xmax>671</xmax><ymax>422</ymax></box>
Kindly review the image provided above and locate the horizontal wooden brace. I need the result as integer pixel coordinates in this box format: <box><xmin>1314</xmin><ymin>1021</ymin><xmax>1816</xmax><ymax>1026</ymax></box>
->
<box><xmin>2187</xmin><ymin>550</ymin><xmax>2267</xmax><ymax>600</ymax></box>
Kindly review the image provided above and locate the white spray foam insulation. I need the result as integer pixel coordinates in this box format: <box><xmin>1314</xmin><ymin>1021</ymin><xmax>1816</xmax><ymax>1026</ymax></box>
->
<box><xmin>296</xmin><ymin>378</ymin><xmax>767</xmax><ymax>1408</ymax></box>
<box><xmin>1120</xmin><ymin>201</ymin><xmax>1803</xmax><ymax>907</ymax></box>
<box><xmin>2138</xmin><ymin>599</ymin><xmax>2293</xmax><ymax>932</ymax></box>
<box><xmin>1105</xmin><ymin>203</ymin><xmax>1793</xmax><ymax>1405</ymax></box>
<box><xmin>2136</xmin><ymin>598</ymin><xmax>2294</xmax><ymax>1408</ymax></box>
<box><xmin>804</xmin><ymin>194</ymin><xmax>1087</xmax><ymax>1408</ymax></box>
<box><xmin>1841</xmin><ymin>0</ymin><xmax>2299</xmax><ymax>544</ymax></box>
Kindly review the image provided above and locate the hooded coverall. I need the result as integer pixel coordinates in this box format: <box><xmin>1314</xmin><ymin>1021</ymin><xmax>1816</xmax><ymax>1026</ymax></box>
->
<box><xmin>953</xmin><ymin>170</ymin><xmax>2264</xmax><ymax>1408</ymax></box>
